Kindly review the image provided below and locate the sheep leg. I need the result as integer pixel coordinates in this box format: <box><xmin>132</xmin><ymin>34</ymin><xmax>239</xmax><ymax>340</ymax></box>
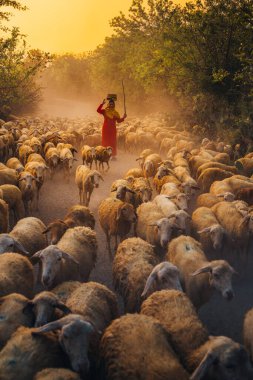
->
<box><xmin>79</xmin><ymin>189</ymin><xmax>82</xmax><ymax>204</ymax></box>
<box><xmin>106</xmin><ymin>232</ymin><xmax>112</xmax><ymax>259</ymax></box>
<box><xmin>114</xmin><ymin>235</ymin><xmax>118</xmax><ymax>252</ymax></box>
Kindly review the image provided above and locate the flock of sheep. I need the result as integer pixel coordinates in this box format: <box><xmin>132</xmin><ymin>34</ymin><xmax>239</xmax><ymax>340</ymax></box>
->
<box><xmin>0</xmin><ymin>115</ymin><xmax>253</xmax><ymax>380</ymax></box>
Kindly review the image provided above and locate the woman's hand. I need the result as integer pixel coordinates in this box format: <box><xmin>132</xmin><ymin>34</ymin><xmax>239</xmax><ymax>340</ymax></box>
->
<box><xmin>102</xmin><ymin>99</ymin><xmax>106</xmax><ymax>105</ymax></box>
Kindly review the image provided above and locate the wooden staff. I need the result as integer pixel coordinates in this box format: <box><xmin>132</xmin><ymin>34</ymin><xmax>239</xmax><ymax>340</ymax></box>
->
<box><xmin>122</xmin><ymin>79</ymin><xmax>127</xmax><ymax>115</ymax></box>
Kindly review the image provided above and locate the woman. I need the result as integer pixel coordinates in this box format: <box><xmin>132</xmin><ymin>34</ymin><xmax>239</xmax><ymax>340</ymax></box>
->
<box><xmin>97</xmin><ymin>98</ymin><xmax>127</xmax><ymax>158</ymax></box>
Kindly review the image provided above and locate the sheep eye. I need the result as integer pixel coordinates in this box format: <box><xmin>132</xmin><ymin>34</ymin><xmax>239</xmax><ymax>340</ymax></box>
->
<box><xmin>57</xmin><ymin>257</ymin><xmax>61</xmax><ymax>262</ymax></box>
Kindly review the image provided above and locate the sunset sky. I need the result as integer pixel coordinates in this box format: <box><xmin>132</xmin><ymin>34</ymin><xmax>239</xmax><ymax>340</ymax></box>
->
<box><xmin>8</xmin><ymin>0</ymin><xmax>184</xmax><ymax>54</ymax></box>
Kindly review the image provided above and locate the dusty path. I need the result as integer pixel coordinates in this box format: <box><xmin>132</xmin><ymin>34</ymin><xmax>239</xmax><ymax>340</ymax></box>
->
<box><xmin>35</xmin><ymin>149</ymin><xmax>253</xmax><ymax>344</ymax></box>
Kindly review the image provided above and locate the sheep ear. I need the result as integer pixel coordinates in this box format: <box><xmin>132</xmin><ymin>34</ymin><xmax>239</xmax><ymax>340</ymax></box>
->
<box><xmin>116</xmin><ymin>206</ymin><xmax>122</xmax><ymax>221</ymax></box>
<box><xmin>14</xmin><ymin>240</ymin><xmax>30</xmax><ymax>256</ymax></box>
<box><xmin>191</xmin><ymin>265</ymin><xmax>212</xmax><ymax>276</ymax></box>
<box><xmin>59</xmin><ymin>250</ymin><xmax>79</xmax><ymax>265</ymax></box>
<box><xmin>32</xmin><ymin>320</ymin><xmax>63</xmax><ymax>335</ymax></box>
<box><xmin>141</xmin><ymin>272</ymin><xmax>157</xmax><ymax>298</ymax></box>
<box><xmin>55</xmin><ymin>301</ymin><xmax>72</xmax><ymax>314</ymax></box>
<box><xmin>30</xmin><ymin>250</ymin><xmax>42</xmax><ymax>264</ymax></box>
<box><xmin>198</xmin><ymin>227</ymin><xmax>211</xmax><ymax>234</ymax></box>
<box><xmin>42</xmin><ymin>227</ymin><xmax>50</xmax><ymax>234</ymax></box>
<box><xmin>190</xmin><ymin>351</ymin><xmax>217</xmax><ymax>380</ymax></box>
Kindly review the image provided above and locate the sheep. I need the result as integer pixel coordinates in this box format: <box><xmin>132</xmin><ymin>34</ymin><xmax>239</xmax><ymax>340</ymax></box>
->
<box><xmin>45</xmin><ymin>147</ymin><xmax>60</xmax><ymax>178</ymax></box>
<box><xmin>210</xmin><ymin>176</ymin><xmax>253</xmax><ymax>197</ymax></box>
<box><xmin>34</xmin><ymin>282</ymin><xmax>118</xmax><ymax>378</ymax></box>
<box><xmin>0</xmin><ymin>217</ymin><xmax>47</xmax><ymax>256</ymax></box>
<box><xmin>244</xmin><ymin>308</ymin><xmax>253</xmax><ymax>361</ymax></box>
<box><xmin>141</xmin><ymin>290</ymin><xmax>253</xmax><ymax>379</ymax></box>
<box><xmin>235</xmin><ymin>158</ymin><xmax>253</xmax><ymax>177</ymax></box>
<box><xmin>0</xmin><ymin>199</ymin><xmax>9</xmax><ymax>233</ymax></box>
<box><xmin>52</xmin><ymin>281</ymin><xmax>81</xmax><ymax>303</ymax></box>
<box><xmin>81</xmin><ymin>145</ymin><xmax>96</xmax><ymax>168</ymax></box>
<box><xmin>136</xmin><ymin>148</ymin><xmax>154</xmax><ymax>168</ymax></box>
<box><xmin>110</xmin><ymin>178</ymin><xmax>135</xmax><ymax>204</ymax></box>
<box><xmin>25</xmin><ymin>161</ymin><xmax>48</xmax><ymax>209</ymax></box>
<box><xmin>132</xmin><ymin>176</ymin><xmax>152</xmax><ymax>207</ymax></box>
<box><xmin>0</xmin><ymin>168</ymin><xmax>18</xmax><ymax>186</ymax></box>
<box><xmin>197</xmin><ymin>168</ymin><xmax>235</xmax><ymax>193</ymax></box>
<box><xmin>100</xmin><ymin>313</ymin><xmax>189</xmax><ymax>380</ymax></box>
<box><xmin>34</xmin><ymin>368</ymin><xmax>81</xmax><ymax>380</ymax></box>
<box><xmin>43</xmin><ymin>205</ymin><xmax>95</xmax><ymax>244</ymax></box>
<box><xmin>0</xmin><ymin>326</ymin><xmax>68</xmax><ymax>380</ymax></box>
<box><xmin>18</xmin><ymin>144</ymin><xmax>34</xmax><ymax>165</ymax></box>
<box><xmin>211</xmin><ymin>201</ymin><xmax>253</xmax><ymax>259</ymax></box>
<box><xmin>235</xmin><ymin>187</ymin><xmax>253</xmax><ymax>205</ymax></box>
<box><xmin>18</xmin><ymin>171</ymin><xmax>38</xmax><ymax>215</ymax></box>
<box><xmin>6</xmin><ymin>157</ymin><xmax>24</xmax><ymax>173</ymax></box>
<box><xmin>75</xmin><ymin>165</ymin><xmax>104</xmax><ymax>206</ymax></box>
<box><xmin>32</xmin><ymin>227</ymin><xmax>97</xmax><ymax>289</ymax></box>
<box><xmin>136</xmin><ymin>201</ymin><xmax>180</xmax><ymax>250</ymax></box>
<box><xmin>196</xmin><ymin>161</ymin><xmax>237</xmax><ymax>180</ymax></box>
<box><xmin>27</xmin><ymin>153</ymin><xmax>46</xmax><ymax>165</ymax></box>
<box><xmin>60</xmin><ymin>147</ymin><xmax>77</xmax><ymax>180</ymax></box>
<box><xmin>192</xmin><ymin>207</ymin><xmax>226</xmax><ymax>254</ymax></box>
<box><xmin>161</xmin><ymin>182</ymin><xmax>189</xmax><ymax>210</ymax></box>
<box><xmin>143</xmin><ymin>153</ymin><xmax>162</xmax><ymax>178</ymax></box>
<box><xmin>29</xmin><ymin>136</ymin><xmax>42</xmax><ymax>153</ymax></box>
<box><xmin>196</xmin><ymin>192</ymin><xmax>235</xmax><ymax>208</ymax></box>
<box><xmin>0</xmin><ymin>253</ymin><xmax>34</xmax><ymax>298</ymax></box>
<box><xmin>174</xmin><ymin>166</ymin><xmax>200</xmax><ymax>195</ymax></box>
<box><xmin>113</xmin><ymin>237</ymin><xmax>160</xmax><ymax>312</ymax></box>
<box><xmin>95</xmin><ymin>145</ymin><xmax>113</xmax><ymax>170</ymax></box>
<box><xmin>153</xmin><ymin>195</ymin><xmax>191</xmax><ymax>234</ymax></box>
<box><xmin>0</xmin><ymin>293</ymin><xmax>34</xmax><ymax>349</ymax></box>
<box><xmin>124</xmin><ymin>167</ymin><xmax>143</xmax><ymax>178</ymax></box>
<box><xmin>98</xmin><ymin>197</ymin><xmax>137</xmax><ymax>258</ymax></box>
<box><xmin>167</xmin><ymin>235</ymin><xmax>235</xmax><ymax>308</ymax></box>
<box><xmin>0</xmin><ymin>184</ymin><xmax>25</xmax><ymax>222</ymax></box>
<box><xmin>153</xmin><ymin>170</ymin><xmax>181</xmax><ymax>193</ymax></box>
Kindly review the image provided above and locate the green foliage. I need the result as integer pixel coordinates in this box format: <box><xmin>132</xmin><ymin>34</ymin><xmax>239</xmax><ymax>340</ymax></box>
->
<box><xmin>0</xmin><ymin>0</ymin><xmax>51</xmax><ymax>114</ymax></box>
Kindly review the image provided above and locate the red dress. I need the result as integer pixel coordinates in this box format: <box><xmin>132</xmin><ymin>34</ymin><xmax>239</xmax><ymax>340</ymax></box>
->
<box><xmin>97</xmin><ymin>103</ymin><xmax>125</xmax><ymax>156</ymax></box>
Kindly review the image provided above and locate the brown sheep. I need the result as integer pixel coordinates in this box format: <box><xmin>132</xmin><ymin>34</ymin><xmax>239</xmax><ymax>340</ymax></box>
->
<box><xmin>211</xmin><ymin>201</ymin><xmax>253</xmax><ymax>259</ymax></box>
<box><xmin>197</xmin><ymin>168</ymin><xmax>234</xmax><ymax>193</ymax></box>
<box><xmin>95</xmin><ymin>145</ymin><xmax>113</xmax><ymax>170</ymax></box>
<box><xmin>124</xmin><ymin>167</ymin><xmax>143</xmax><ymax>178</ymax></box>
<box><xmin>75</xmin><ymin>165</ymin><xmax>104</xmax><ymax>206</ymax></box>
<box><xmin>100</xmin><ymin>313</ymin><xmax>189</xmax><ymax>380</ymax></box>
<box><xmin>0</xmin><ymin>168</ymin><xmax>18</xmax><ymax>186</ymax></box>
<box><xmin>167</xmin><ymin>235</ymin><xmax>235</xmax><ymax>309</ymax></box>
<box><xmin>34</xmin><ymin>282</ymin><xmax>118</xmax><ymax>378</ymax></box>
<box><xmin>52</xmin><ymin>281</ymin><xmax>81</xmax><ymax>303</ymax></box>
<box><xmin>0</xmin><ymin>293</ymin><xmax>34</xmax><ymax>349</ymax></box>
<box><xmin>113</xmin><ymin>237</ymin><xmax>160</xmax><ymax>312</ymax></box>
<box><xmin>0</xmin><ymin>184</ymin><xmax>25</xmax><ymax>221</ymax></box>
<box><xmin>196</xmin><ymin>161</ymin><xmax>237</xmax><ymax>180</ymax></box>
<box><xmin>192</xmin><ymin>206</ymin><xmax>226</xmax><ymax>255</ymax></box>
<box><xmin>132</xmin><ymin>176</ymin><xmax>152</xmax><ymax>207</ymax></box>
<box><xmin>196</xmin><ymin>192</ymin><xmax>235</xmax><ymax>208</ymax></box>
<box><xmin>0</xmin><ymin>198</ymin><xmax>9</xmax><ymax>233</ymax></box>
<box><xmin>244</xmin><ymin>308</ymin><xmax>253</xmax><ymax>361</ymax></box>
<box><xmin>43</xmin><ymin>205</ymin><xmax>95</xmax><ymax>244</ymax></box>
<box><xmin>6</xmin><ymin>157</ymin><xmax>24</xmax><ymax>173</ymax></box>
<box><xmin>235</xmin><ymin>158</ymin><xmax>253</xmax><ymax>177</ymax></box>
<box><xmin>0</xmin><ymin>217</ymin><xmax>47</xmax><ymax>256</ymax></box>
<box><xmin>98</xmin><ymin>197</ymin><xmax>137</xmax><ymax>258</ymax></box>
<box><xmin>0</xmin><ymin>326</ymin><xmax>68</xmax><ymax>380</ymax></box>
<box><xmin>141</xmin><ymin>290</ymin><xmax>253</xmax><ymax>379</ymax></box>
<box><xmin>34</xmin><ymin>368</ymin><xmax>81</xmax><ymax>380</ymax></box>
<box><xmin>0</xmin><ymin>253</ymin><xmax>34</xmax><ymax>298</ymax></box>
<box><xmin>32</xmin><ymin>227</ymin><xmax>97</xmax><ymax>289</ymax></box>
<box><xmin>235</xmin><ymin>187</ymin><xmax>253</xmax><ymax>205</ymax></box>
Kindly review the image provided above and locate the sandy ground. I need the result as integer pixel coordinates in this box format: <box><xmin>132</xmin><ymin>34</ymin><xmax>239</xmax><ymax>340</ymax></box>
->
<box><xmin>34</xmin><ymin>150</ymin><xmax>253</xmax><ymax>344</ymax></box>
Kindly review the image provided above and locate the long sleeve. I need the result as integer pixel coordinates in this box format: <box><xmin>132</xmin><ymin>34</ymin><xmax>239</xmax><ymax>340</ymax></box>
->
<box><xmin>97</xmin><ymin>103</ymin><xmax>105</xmax><ymax>115</ymax></box>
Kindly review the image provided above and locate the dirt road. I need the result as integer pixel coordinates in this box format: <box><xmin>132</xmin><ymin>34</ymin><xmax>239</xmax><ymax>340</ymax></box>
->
<box><xmin>35</xmin><ymin>150</ymin><xmax>253</xmax><ymax>344</ymax></box>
